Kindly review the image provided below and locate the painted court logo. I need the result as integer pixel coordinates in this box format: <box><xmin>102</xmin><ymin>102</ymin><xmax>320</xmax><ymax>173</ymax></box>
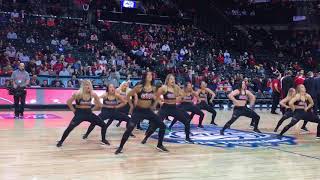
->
<box><xmin>150</xmin><ymin>124</ymin><xmax>297</xmax><ymax>148</ymax></box>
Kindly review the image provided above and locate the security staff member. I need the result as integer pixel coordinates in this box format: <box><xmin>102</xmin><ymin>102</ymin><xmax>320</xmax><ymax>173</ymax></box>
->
<box><xmin>11</xmin><ymin>63</ymin><xmax>30</xmax><ymax>118</ymax></box>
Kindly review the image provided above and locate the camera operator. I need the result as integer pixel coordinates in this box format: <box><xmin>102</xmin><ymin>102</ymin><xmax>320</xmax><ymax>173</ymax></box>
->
<box><xmin>11</xmin><ymin>63</ymin><xmax>30</xmax><ymax>118</ymax></box>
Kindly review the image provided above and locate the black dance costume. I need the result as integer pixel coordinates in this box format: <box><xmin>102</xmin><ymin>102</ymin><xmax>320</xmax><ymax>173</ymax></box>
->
<box><xmin>144</xmin><ymin>89</ymin><xmax>192</xmax><ymax>143</ymax></box>
<box><xmin>115</xmin><ymin>87</ymin><xmax>167</xmax><ymax>154</ymax></box>
<box><xmin>169</xmin><ymin>93</ymin><xmax>204</xmax><ymax>128</ymax></box>
<box><xmin>279</xmin><ymin>99</ymin><xmax>320</xmax><ymax>137</ymax></box>
<box><xmin>57</xmin><ymin>96</ymin><xmax>108</xmax><ymax>147</ymax></box>
<box><xmin>220</xmin><ymin>90</ymin><xmax>261</xmax><ymax>135</ymax></box>
<box><xmin>190</xmin><ymin>90</ymin><xmax>217</xmax><ymax>125</ymax></box>
<box><xmin>274</xmin><ymin>101</ymin><xmax>308</xmax><ymax>132</ymax></box>
<box><xmin>82</xmin><ymin>94</ymin><xmax>131</xmax><ymax>139</ymax></box>
<box><xmin>116</xmin><ymin>90</ymin><xmax>130</xmax><ymax>127</ymax></box>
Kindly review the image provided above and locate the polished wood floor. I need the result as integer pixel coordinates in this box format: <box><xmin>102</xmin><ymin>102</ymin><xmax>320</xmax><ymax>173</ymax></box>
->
<box><xmin>0</xmin><ymin>109</ymin><xmax>319</xmax><ymax>180</ymax></box>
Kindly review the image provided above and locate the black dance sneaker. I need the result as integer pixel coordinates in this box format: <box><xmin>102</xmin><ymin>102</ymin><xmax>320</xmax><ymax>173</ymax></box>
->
<box><xmin>156</xmin><ymin>145</ymin><xmax>169</xmax><ymax>152</ymax></box>
<box><xmin>276</xmin><ymin>134</ymin><xmax>283</xmax><ymax>140</ymax></box>
<box><xmin>301</xmin><ymin>127</ymin><xmax>309</xmax><ymax>132</ymax></box>
<box><xmin>253</xmin><ymin>129</ymin><xmax>262</xmax><ymax>133</ymax></box>
<box><xmin>82</xmin><ymin>134</ymin><xmax>88</xmax><ymax>139</ymax></box>
<box><xmin>116</xmin><ymin>122</ymin><xmax>121</xmax><ymax>127</ymax></box>
<box><xmin>271</xmin><ymin>111</ymin><xmax>279</xmax><ymax>115</ymax></box>
<box><xmin>101</xmin><ymin>139</ymin><xmax>110</xmax><ymax>145</ymax></box>
<box><xmin>197</xmin><ymin>125</ymin><xmax>204</xmax><ymax>128</ymax></box>
<box><xmin>220</xmin><ymin>129</ymin><xmax>225</xmax><ymax>135</ymax></box>
<box><xmin>141</xmin><ymin>138</ymin><xmax>147</xmax><ymax>144</ymax></box>
<box><xmin>273</xmin><ymin>128</ymin><xmax>278</xmax><ymax>133</ymax></box>
<box><xmin>130</xmin><ymin>133</ymin><xmax>135</xmax><ymax>137</ymax></box>
<box><xmin>185</xmin><ymin>138</ymin><xmax>194</xmax><ymax>144</ymax></box>
<box><xmin>210</xmin><ymin>122</ymin><xmax>218</xmax><ymax>126</ymax></box>
<box><xmin>115</xmin><ymin>147</ymin><xmax>123</xmax><ymax>155</ymax></box>
<box><xmin>136</xmin><ymin>127</ymin><xmax>144</xmax><ymax>131</ymax></box>
<box><xmin>56</xmin><ymin>141</ymin><xmax>62</xmax><ymax>147</ymax></box>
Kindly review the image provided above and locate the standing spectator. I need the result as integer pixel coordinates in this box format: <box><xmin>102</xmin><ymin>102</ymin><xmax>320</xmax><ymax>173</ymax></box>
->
<box><xmin>295</xmin><ymin>70</ymin><xmax>305</xmax><ymax>86</ymax></box>
<box><xmin>271</xmin><ymin>74</ymin><xmax>281</xmax><ymax>114</ymax></box>
<box><xmin>11</xmin><ymin>63</ymin><xmax>30</xmax><ymax>118</ymax></box>
<box><xmin>304</xmin><ymin>72</ymin><xmax>317</xmax><ymax>112</ymax></box>
<box><xmin>281</xmin><ymin>70</ymin><xmax>294</xmax><ymax>99</ymax></box>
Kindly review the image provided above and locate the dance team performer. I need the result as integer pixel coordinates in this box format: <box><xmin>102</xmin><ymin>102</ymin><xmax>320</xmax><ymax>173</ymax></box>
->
<box><xmin>220</xmin><ymin>80</ymin><xmax>262</xmax><ymax>135</ymax></box>
<box><xmin>115</xmin><ymin>71</ymin><xmax>168</xmax><ymax>154</ymax></box>
<box><xmin>56</xmin><ymin>80</ymin><xmax>109</xmax><ymax>147</ymax></box>
<box><xmin>142</xmin><ymin>74</ymin><xmax>193</xmax><ymax>144</ymax></box>
<box><xmin>168</xmin><ymin>82</ymin><xmax>205</xmax><ymax>129</ymax></box>
<box><xmin>192</xmin><ymin>81</ymin><xmax>218</xmax><ymax>126</ymax></box>
<box><xmin>274</xmin><ymin>88</ymin><xmax>308</xmax><ymax>132</ymax></box>
<box><xmin>278</xmin><ymin>85</ymin><xmax>320</xmax><ymax>139</ymax></box>
<box><xmin>82</xmin><ymin>83</ymin><xmax>133</xmax><ymax>140</ymax></box>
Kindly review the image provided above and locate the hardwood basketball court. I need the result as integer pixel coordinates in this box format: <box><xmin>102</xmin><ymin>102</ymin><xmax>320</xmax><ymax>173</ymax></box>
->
<box><xmin>0</xmin><ymin>110</ymin><xmax>319</xmax><ymax>180</ymax></box>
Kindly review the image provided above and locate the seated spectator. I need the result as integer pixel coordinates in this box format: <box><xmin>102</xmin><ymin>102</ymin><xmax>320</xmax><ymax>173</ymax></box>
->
<box><xmin>39</xmin><ymin>66</ymin><xmax>49</xmax><ymax>75</ymax></box>
<box><xmin>52</xmin><ymin>81</ymin><xmax>64</xmax><ymax>88</ymax></box>
<box><xmin>59</xmin><ymin>67</ymin><xmax>70</xmax><ymax>76</ymax></box>
<box><xmin>2</xmin><ymin>61</ymin><xmax>13</xmax><ymax>75</ymax></box>
<box><xmin>30</xmin><ymin>75</ymin><xmax>40</xmax><ymax>86</ymax></box>
<box><xmin>7</xmin><ymin>31</ymin><xmax>18</xmax><ymax>40</ymax></box>
<box><xmin>35</xmin><ymin>56</ymin><xmax>42</xmax><ymax>66</ymax></box>
<box><xmin>65</xmin><ymin>53</ymin><xmax>76</xmax><ymax>64</ymax></box>
<box><xmin>26</xmin><ymin>36</ymin><xmax>36</xmax><ymax>44</ymax></box>
<box><xmin>98</xmin><ymin>56</ymin><xmax>108</xmax><ymax>65</ymax></box>
<box><xmin>70</xmin><ymin>75</ymin><xmax>80</xmax><ymax>88</ymax></box>
<box><xmin>41</xmin><ymin>80</ymin><xmax>50</xmax><ymax>87</ymax></box>
<box><xmin>60</xmin><ymin>38</ymin><xmax>69</xmax><ymax>46</ymax></box>
<box><xmin>51</xmin><ymin>76</ymin><xmax>63</xmax><ymax>87</ymax></box>
<box><xmin>66</xmin><ymin>80</ymin><xmax>74</xmax><ymax>88</ymax></box>
<box><xmin>224</xmin><ymin>50</ymin><xmax>232</xmax><ymax>64</ymax></box>
<box><xmin>90</xmin><ymin>33</ymin><xmax>98</xmax><ymax>41</ymax></box>
<box><xmin>161</xmin><ymin>42</ymin><xmax>171</xmax><ymax>52</ymax></box>
<box><xmin>53</xmin><ymin>60</ymin><xmax>64</xmax><ymax>73</ymax></box>
<box><xmin>51</xmin><ymin>37</ymin><xmax>60</xmax><ymax>46</ymax></box>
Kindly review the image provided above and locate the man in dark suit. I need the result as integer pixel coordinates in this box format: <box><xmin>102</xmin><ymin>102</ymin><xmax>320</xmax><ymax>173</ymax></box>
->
<box><xmin>281</xmin><ymin>70</ymin><xmax>294</xmax><ymax>98</ymax></box>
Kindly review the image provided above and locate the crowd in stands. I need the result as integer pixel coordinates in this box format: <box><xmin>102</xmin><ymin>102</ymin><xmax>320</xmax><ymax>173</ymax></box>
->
<box><xmin>0</xmin><ymin>2</ymin><xmax>319</xmax><ymax>99</ymax></box>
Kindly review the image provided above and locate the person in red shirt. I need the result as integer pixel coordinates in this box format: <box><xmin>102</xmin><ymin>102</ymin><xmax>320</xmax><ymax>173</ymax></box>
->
<box><xmin>65</xmin><ymin>53</ymin><xmax>76</xmax><ymax>64</ymax></box>
<box><xmin>53</xmin><ymin>60</ymin><xmax>64</xmax><ymax>73</ymax></box>
<box><xmin>294</xmin><ymin>70</ymin><xmax>305</xmax><ymax>86</ymax></box>
<box><xmin>271</xmin><ymin>74</ymin><xmax>281</xmax><ymax>114</ymax></box>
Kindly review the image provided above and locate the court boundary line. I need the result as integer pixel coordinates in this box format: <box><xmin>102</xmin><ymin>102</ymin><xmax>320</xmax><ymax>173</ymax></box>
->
<box><xmin>268</xmin><ymin>147</ymin><xmax>320</xmax><ymax>161</ymax></box>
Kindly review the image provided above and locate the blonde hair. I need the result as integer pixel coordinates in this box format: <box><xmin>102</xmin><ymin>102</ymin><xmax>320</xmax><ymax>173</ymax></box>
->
<box><xmin>75</xmin><ymin>79</ymin><xmax>93</xmax><ymax>99</ymax></box>
<box><xmin>286</xmin><ymin>88</ymin><xmax>296</xmax><ymax>98</ymax></box>
<box><xmin>296</xmin><ymin>84</ymin><xmax>305</xmax><ymax>94</ymax></box>
<box><xmin>164</xmin><ymin>74</ymin><xmax>179</xmax><ymax>95</ymax></box>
